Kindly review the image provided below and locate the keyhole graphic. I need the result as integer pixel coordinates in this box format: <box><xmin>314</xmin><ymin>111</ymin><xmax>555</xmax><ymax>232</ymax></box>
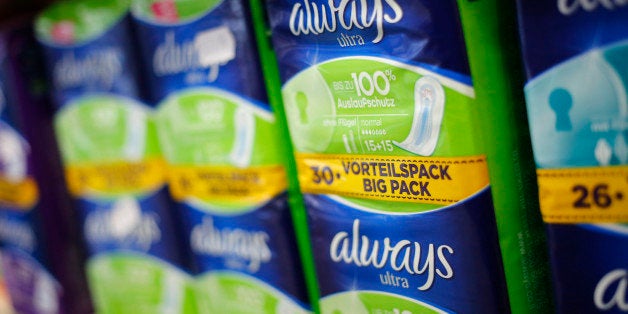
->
<box><xmin>549</xmin><ymin>88</ymin><xmax>573</xmax><ymax>131</ymax></box>
<box><xmin>295</xmin><ymin>91</ymin><xmax>309</xmax><ymax>124</ymax></box>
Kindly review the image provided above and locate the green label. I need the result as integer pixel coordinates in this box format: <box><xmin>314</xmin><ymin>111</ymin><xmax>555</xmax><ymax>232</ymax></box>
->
<box><xmin>283</xmin><ymin>57</ymin><xmax>481</xmax><ymax>213</ymax></box>
<box><xmin>55</xmin><ymin>94</ymin><xmax>159</xmax><ymax>165</ymax></box>
<box><xmin>195</xmin><ymin>272</ymin><xmax>309</xmax><ymax>314</ymax></box>
<box><xmin>283</xmin><ymin>57</ymin><xmax>480</xmax><ymax>157</ymax></box>
<box><xmin>88</xmin><ymin>254</ymin><xmax>196</xmax><ymax>314</ymax></box>
<box><xmin>321</xmin><ymin>291</ymin><xmax>446</xmax><ymax>314</ymax></box>
<box><xmin>155</xmin><ymin>89</ymin><xmax>281</xmax><ymax>167</ymax></box>
<box><xmin>154</xmin><ymin>88</ymin><xmax>285</xmax><ymax>210</ymax></box>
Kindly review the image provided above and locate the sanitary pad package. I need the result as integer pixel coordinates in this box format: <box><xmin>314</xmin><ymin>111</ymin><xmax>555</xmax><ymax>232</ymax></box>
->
<box><xmin>517</xmin><ymin>1</ymin><xmax>628</xmax><ymax>313</ymax></box>
<box><xmin>35</xmin><ymin>1</ymin><xmax>193</xmax><ymax>312</ymax></box>
<box><xmin>0</xmin><ymin>18</ymin><xmax>92</xmax><ymax>314</ymax></box>
<box><xmin>457</xmin><ymin>1</ymin><xmax>554</xmax><ymax>313</ymax></box>
<box><xmin>266</xmin><ymin>0</ymin><xmax>511</xmax><ymax>312</ymax></box>
<box><xmin>131</xmin><ymin>0</ymin><xmax>311</xmax><ymax>312</ymax></box>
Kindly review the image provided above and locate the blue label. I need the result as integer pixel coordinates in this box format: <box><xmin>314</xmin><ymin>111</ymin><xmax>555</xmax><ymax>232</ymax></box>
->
<box><xmin>132</xmin><ymin>0</ymin><xmax>268</xmax><ymax>105</ymax></box>
<box><xmin>182</xmin><ymin>194</ymin><xmax>309</xmax><ymax>306</ymax></box>
<box><xmin>306</xmin><ymin>190</ymin><xmax>509</xmax><ymax>313</ymax></box>
<box><xmin>267</xmin><ymin>0</ymin><xmax>471</xmax><ymax>84</ymax></box>
<box><xmin>77</xmin><ymin>187</ymin><xmax>183</xmax><ymax>266</ymax></box>
<box><xmin>38</xmin><ymin>16</ymin><xmax>143</xmax><ymax>108</ymax></box>
<box><xmin>547</xmin><ymin>224</ymin><xmax>628</xmax><ymax>313</ymax></box>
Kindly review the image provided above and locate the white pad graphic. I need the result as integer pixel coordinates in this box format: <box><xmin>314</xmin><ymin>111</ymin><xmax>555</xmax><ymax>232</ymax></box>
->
<box><xmin>394</xmin><ymin>76</ymin><xmax>445</xmax><ymax>156</ymax></box>
<box><xmin>230</xmin><ymin>107</ymin><xmax>255</xmax><ymax>168</ymax></box>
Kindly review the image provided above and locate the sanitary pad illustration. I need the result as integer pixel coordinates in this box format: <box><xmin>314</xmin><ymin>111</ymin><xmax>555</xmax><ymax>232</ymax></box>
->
<box><xmin>229</xmin><ymin>106</ymin><xmax>255</xmax><ymax>167</ymax></box>
<box><xmin>283</xmin><ymin>67</ymin><xmax>335</xmax><ymax>153</ymax></box>
<box><xmin>525</xmin><ymin>42</ymin><xmax>628</xmax><ymax>167</ymax></box>
<box><xmin>162</xmin><ymin>270</ymin><xmax>185</xmax><ymax>313</ymax></box>
<box><xmin>394</xmin><ymin>76</ymin><xmax>445</xmax><ymax>156</ymax></box>
<box><xmin>0</xmin><ymin>126</ymin><xmax>27</xmax><ymax>184</ymax></box>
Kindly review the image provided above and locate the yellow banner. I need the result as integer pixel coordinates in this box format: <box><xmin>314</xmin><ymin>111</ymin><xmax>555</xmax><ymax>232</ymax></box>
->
<box><xmin>296</xmin><ymin>153</ymin><xmax>489</xmax><ymax>205</ymax></box>
<box><xmin>65</xmin><ymin>159</ymin><xmax>167</xmax><ymax>196</ymax></box>
<box><xmin>0</xmin><ymin>177</ymin><xmax>39</xmax><ymax>210</ymax></box>
<box><xmin>538</xmin><ymin>166</ymin><xmax>628</xmax><ymax>223</ymax></box>
<box><xmin>168</xmin><ymin>165</ymin><xmax>287</xmax><ymax>204</ymax></box>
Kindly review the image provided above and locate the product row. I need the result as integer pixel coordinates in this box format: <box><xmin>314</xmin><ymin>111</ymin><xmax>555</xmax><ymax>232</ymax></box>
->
<box><xmin>0</xmin><ymin>0</ymin><xmax>626</xmax><ymax>313</ymax></box>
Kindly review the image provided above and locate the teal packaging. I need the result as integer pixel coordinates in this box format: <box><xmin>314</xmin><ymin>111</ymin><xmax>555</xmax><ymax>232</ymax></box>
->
<box><xmin>266</xmin><ymin>0</ymin><xmax>511</xmax><ymax>312</ymax></box>
<box><xmin>35</xmin><ymin>1</ymin><xmax>194</xmax><ymax>313</ymax></box>
<box><xmin>131</xmin><ymin>0</ymin><xmax>311</xmax><ymax>312</ymax></box>
<box><xmin>456</xmin><ymin>1</ymin><xmax>554</xmax><ymax>313</ymax></box>
<box><xmin>516</xmin><ymin>1</ymin><xmax>628</xmax><ymax>313</ymax></box>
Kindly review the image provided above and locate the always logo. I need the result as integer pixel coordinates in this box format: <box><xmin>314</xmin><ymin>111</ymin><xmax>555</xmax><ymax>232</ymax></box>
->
<box><xmin>330</xmin><ymin>219</ymin><xmax>454</xmax><ymax>291</ymax></box>
<box><xmin>557</xmin><ymin>0</ymin><xmax>628</xmax><ymax>15</ymax></box>
<box><xmin>289</xmin><ymin>0</ymin><xmax>403</xmax><ymax>44</ymax></box>
<box><xmin>190</xmin><ymin>217</ymin><xmax>272</xmax><ymax>273</ymax></box>
<box><xmin>594</xmin><ymin>269</ymin><xmax>628</xmax><ymax>311</ymax></box>
<box><xmin>152</xmin><ymin>27</ymin><xmax>236</xmax><ymax>82</ymax></box>
<box><xmin>84</xmin><ymin>197</ymin><xmax>161</xmax><ymax>252</ymax></box>
<box><xmin>53</xmin><ymin>48</ymin><xmax>123</xmax><ymax>91</ymax></box>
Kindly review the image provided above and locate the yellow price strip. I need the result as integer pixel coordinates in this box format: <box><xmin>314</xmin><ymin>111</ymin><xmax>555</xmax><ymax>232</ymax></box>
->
<box><xmin>0</xmin><ymin>176</ymin><xmax>39</xmax><ymax>210</ymax></box>
<box><xmin>538</xmin><ymin>165</ymin><xmax>628</xmax><ymax>223</ymax></box>
<box><xmin>65</xmin><ymin>158</ymin><xmax>167</xmax><ymax>196</ymax></box>
<box><xmin>296</xmin><ymin>153</ymin><xmax>489</xmax><ymax>205</ymax></box>
<box><xmin>168</xmin><ymin>165</ymin><xmax>287</xmax><ymax>204</ymax></box>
